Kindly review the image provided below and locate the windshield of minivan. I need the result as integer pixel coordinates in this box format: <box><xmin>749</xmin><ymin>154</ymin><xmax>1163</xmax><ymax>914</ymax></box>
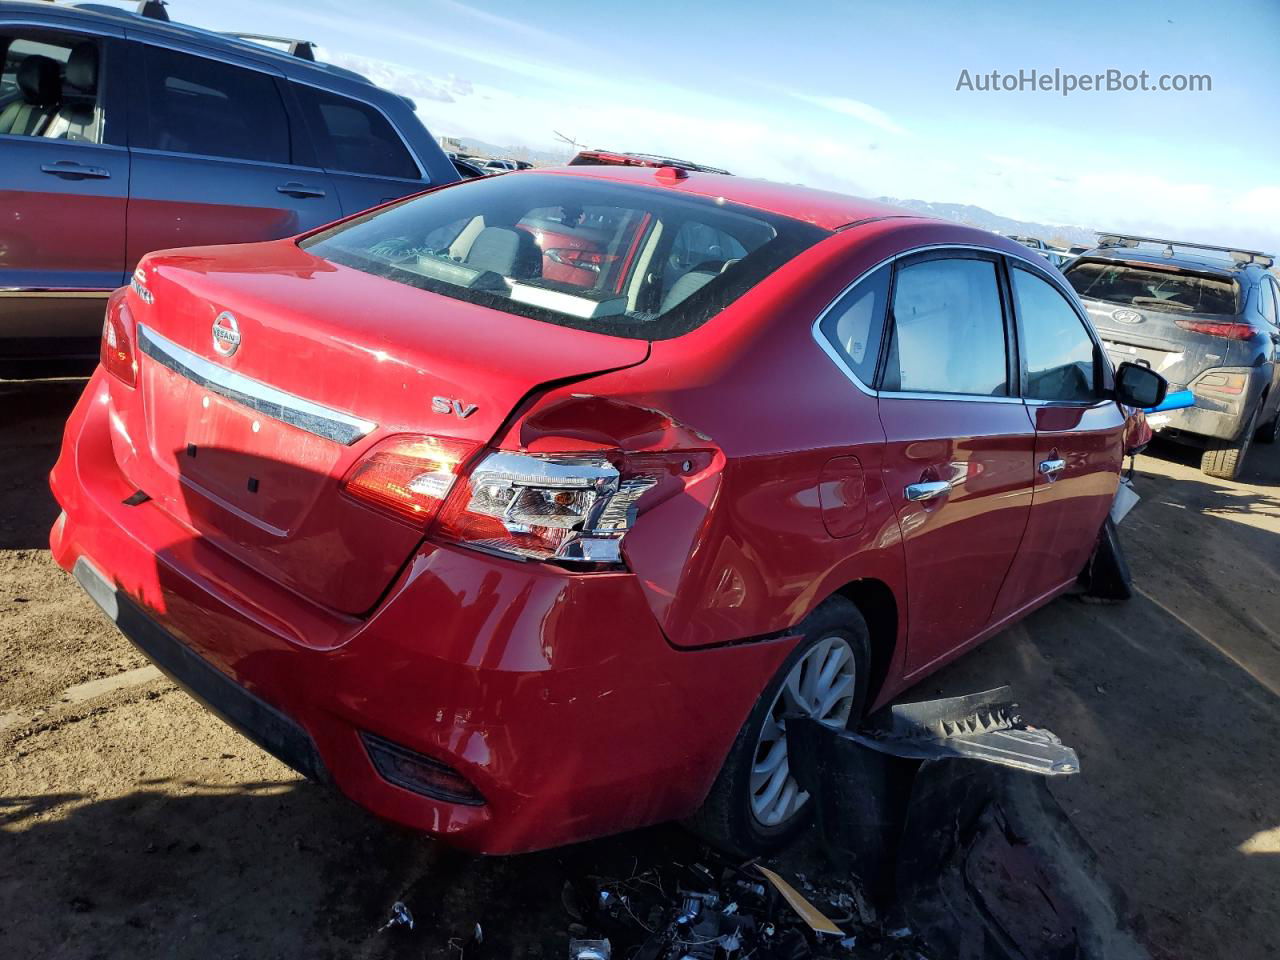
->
<box><xmin>300</xmin><ymin>173</ymin><xmax>828</xmax><ymax>340</ymax></box>
<box><xmin>1064</xmin><ymin>260</ymin><xmax>1240</xmax><ymax>316</ymax></box>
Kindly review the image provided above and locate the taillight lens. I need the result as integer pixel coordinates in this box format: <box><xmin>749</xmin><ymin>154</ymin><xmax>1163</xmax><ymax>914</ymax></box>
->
<box><xmin>100</xmin><ymin>296</ymin><xmax>136</xmax><ymax>387</ymax></box>
<box><xmin>544</xmin><ymin>248</ymin><xmax>619</xmax><ymax>273</ymax></box>
<box><xmin>1174</xmin><ymin>319</ymin><xmax>1256</xmax><ymax>341</ymax></box>
<box><xmin>341</xmin><ymin>435</ymin><xmax>478</xmax><ymax>527</ymax></box>
<box><xmin>435</xmin><ymin>449</ymin><xmax>708</xmax><ymax>566</ymax></box>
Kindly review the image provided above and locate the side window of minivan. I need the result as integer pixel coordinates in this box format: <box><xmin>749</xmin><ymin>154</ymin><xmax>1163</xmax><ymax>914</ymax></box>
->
<box><xmin>1011</xmin><ymin>266</ymin><xmax>1099</xmax><ymax>403</ymax></box>
<box><xmin>291</xmin><ymin>83</ymin><xmax>418</xmax><ymax>179</ymax></box>
<box><xmin>134</xmin><ymin>44</ymin><xmax>290</xmax><ymax>164</ymax></box>
<box><xmin>882</xmin><ymin>256</ymin><xmax>1009</xmax><ymax>396</ymax></box>
<box><xmin>1</xmin><ymin>31</ymin><xmax>108</xmax><ymax>143</ymax></box>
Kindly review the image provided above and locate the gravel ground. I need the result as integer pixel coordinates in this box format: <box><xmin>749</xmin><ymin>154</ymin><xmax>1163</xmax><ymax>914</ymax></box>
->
<box><xmin>2</xmin><ymin>378</ymin><xmax>1277</xmax><ymax>959</ymax></box>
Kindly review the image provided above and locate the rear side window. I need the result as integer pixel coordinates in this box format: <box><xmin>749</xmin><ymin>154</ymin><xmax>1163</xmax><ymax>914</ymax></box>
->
<box><xmin>882</xmin><ymin>257</ymin><xmax>1008</xmax><ymax>396</ymax></box>
<box><xmin>818</xmin><ymin>263</ymin><xmax>890</xmax><ymax>385</ymax></box>
<box><xmin>134</xmin><ymin>45</ymin><xmax>290</xmax><ymax>164</ymax></box>
<box><xmin>300</xmin><ymin>173</ymin><xmax>828</xmax><ymax>340</ymax></box>
<box><xmin>1064</xmin><ymin>260</ymin><xmax>1240</xmax><ymax>317</ymax></box>
<box><xmin>1259</xmin><ymin>277</ymin><xmax>1277</xmax><ymax>326</ymax></box>
<box><xmin>1011</xmin><ymin>267</ymin><xmax>1099</xmax><ymax>403</ymax></box>
<box><xmin>292</xmin><ymin>84</ymin><xmax>418</xmax><ymax>179</ymax></box>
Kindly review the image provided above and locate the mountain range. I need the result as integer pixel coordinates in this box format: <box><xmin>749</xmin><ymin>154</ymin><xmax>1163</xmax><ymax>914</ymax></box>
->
<box><xmin>876</xmin><ymin>198</ymin><xmax>1097</xmax><ymax>247</ymax></box>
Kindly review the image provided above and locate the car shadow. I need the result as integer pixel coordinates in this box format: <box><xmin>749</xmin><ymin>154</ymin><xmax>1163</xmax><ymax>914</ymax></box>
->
<box><xmin>0</xmin><ymin>378</ymin><xmax>87</xmax><ymax>550</ymax></box>
<box><xmin>0</xmin><ymin>778</ymin><xmax>706</xmax><ymax>959</ymax></box>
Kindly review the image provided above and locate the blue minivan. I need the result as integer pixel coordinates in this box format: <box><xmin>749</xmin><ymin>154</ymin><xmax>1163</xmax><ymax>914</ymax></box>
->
<box><xmin>0</xmin><ymin>0</ymin><xmax>459</xmax><ymax>376</ymax></box>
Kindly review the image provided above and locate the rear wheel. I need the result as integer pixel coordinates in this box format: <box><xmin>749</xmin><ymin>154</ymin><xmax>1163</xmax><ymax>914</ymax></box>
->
<box><xmin>688</xmin><ymin>597</ymin><xmax>871</xmax><ymax>856</ymax></box>
<box><xmin>1200</xmin><ymin>407</ymin><xmax>1257</xmax><ymax>481</ymax></box>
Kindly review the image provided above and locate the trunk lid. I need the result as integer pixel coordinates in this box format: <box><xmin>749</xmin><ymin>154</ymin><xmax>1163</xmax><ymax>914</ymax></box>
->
<box><xmin>118</xmin><ymin>240</ymin><xmax>649</xmax><ymax>614</ymax></box>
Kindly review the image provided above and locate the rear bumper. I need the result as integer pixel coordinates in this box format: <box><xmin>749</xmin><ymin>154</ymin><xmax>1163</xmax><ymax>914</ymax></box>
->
<box><xmin>1142</xmin><ymin>367</ymin><xmax>1264</xmax><ymax>443</ymax></box>
<box><xmin>49</xmin><ymin>372</ymin><xmax>797</xmax><ymax>853</ymax></box>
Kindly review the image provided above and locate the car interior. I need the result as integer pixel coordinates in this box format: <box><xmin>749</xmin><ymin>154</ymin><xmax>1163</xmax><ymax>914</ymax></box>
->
<box><xmin>0</xmin><ymin>33</ymin><xmax>102</xmax><ymax>141</ymax></box>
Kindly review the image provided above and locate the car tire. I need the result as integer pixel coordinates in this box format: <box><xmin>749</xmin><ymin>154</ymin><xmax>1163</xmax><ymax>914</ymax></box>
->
<box><xmin>687</xmin><ymin>596</ymin><xmax>871</xmax><ymax>857</ymax></box>
<box><xmin>1200</xmin><ymin>407</ymin><xmax>1257</xmax><ymax>481</ymax></box>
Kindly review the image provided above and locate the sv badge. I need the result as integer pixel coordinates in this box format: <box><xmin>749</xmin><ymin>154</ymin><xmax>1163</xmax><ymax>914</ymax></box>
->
<box><xmin>432</xmin><ymin>396</ymin><xmax>479</xmax><ymax>419</ymax></box>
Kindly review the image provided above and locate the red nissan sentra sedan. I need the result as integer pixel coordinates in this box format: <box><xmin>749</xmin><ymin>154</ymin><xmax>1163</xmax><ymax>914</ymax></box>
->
<box><xmin>50</xmin><ymin>165</ymin><xmax>1163</xmax><ymax>854</ymax></box>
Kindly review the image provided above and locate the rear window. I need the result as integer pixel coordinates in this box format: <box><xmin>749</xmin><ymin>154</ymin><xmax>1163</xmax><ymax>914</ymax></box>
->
<box><xmin>1064</xmin><ymin>260</ymin><xmax>1240</xmax><ymax>317</ymax></box>
<box><xmin>299</xmin><ymin>173</ymin><xmax>828</xmax><ymax>339</ymax></box>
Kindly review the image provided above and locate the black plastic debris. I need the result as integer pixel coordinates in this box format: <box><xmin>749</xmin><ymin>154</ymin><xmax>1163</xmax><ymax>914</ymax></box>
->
<box><xmin>1076</xmin><ymin>514</ymin><xmax>1133</xmax><ymax>602</ymax></box>
<box><xmin>788</xmin><ymin>687</ymin><xmax>1149</xmax><ymax>959</ymax></box>
<box><xmin>378</xmin><ymin>900</ymin><xmax>414</xmax><ymax>933</ymax></box>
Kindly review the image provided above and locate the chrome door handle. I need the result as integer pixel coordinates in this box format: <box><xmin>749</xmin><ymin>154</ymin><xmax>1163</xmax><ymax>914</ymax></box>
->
<box><xmin>1039</xmin><ymin>458</ymin><xmax>1067</xmax><ymax>477</ymax></box>
<box><xmin>276</xmin><ymin>182</ymin><xmax>326</xmax><ymax>198</ymax></box>
<box><xmin>905</xmin><ymin>480</ymin><xmax>951</xmax><ymax>502</ymax></box>
<box><xmin>41</xmin><ymin>161</ymin><xmax>110</xmax><ymax>179</ymax></box>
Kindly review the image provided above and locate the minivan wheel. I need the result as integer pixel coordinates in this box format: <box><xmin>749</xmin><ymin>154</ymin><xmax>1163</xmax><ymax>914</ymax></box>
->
<box><xmin>687</xmin><ymin>597</ymin><xmax>871</xmax><ymax>856</ymax></box>
<box><xmin>1200</xmin><ymin>407</ymin><xmax>1257</xmax><ymax>481</ymax></box>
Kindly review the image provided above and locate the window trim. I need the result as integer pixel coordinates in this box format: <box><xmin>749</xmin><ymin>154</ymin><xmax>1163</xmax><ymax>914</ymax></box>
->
<box><xmin>812</xmin><ymin>242</ymin><xmax>1110</xmax><ymax>405</ymax></box>
<box><xmin>289</xmin><ymin>76</ymin><xmax>425</xmax><ymax>182</ymax></box>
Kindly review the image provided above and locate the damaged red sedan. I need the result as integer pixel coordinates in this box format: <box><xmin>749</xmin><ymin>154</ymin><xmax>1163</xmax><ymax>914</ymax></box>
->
<box><xmin>50</xmin><ymin>166</ymin><xmax>1163</xmax><ymax>854</ymax></box>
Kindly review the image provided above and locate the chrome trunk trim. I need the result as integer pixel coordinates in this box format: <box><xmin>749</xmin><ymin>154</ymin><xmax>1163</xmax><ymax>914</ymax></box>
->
<box><xmin>136</xmin><ymin>323</ymin><xmax>376</xmax><ymax>446</ymax></box>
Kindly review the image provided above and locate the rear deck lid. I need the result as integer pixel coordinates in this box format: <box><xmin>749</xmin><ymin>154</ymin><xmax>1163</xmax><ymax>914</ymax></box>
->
<box><xmin>119</xmin><ymin>240</ymin><xmax>649</xmax><ymax>614</ymax></box>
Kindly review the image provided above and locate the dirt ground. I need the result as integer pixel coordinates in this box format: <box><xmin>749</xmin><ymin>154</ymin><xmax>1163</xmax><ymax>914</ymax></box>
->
<box><xmin>2</xmin><ymin>377</ymin><xmax>1277</xmax><ymax>960</ymax></box>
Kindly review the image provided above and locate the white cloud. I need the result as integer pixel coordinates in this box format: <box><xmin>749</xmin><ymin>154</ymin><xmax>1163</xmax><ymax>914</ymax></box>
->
<box><xmin>791</xmin><ymin>94</ymin><xmax>908</xmax><ymax>136</ymax></box>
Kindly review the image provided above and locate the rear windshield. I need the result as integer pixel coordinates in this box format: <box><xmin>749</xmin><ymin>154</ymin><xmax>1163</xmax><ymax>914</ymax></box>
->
<box><xmin>300</xmin><ymin>173</ymin><xmax>828</xmax><ymax>340</ymax></box>
<box><xmin>1064</xmin><ymin>260</ymin><xmax>1240</xmax><ymax>317</ymax></box>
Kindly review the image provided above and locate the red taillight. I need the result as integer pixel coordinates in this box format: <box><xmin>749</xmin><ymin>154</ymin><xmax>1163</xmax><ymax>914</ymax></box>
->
<box><xmin>434</xmin><ymin>448</ymin><xmax>713</xmax><ymax>566</ymax></box>
<box><xmin>544</xmin><ymin>248</ymin><xmax>619</xmax><ymax>273</ymax></box>
<box><xmin>100</xmin><ymin>296</ymin><xmax>136</xmax><ymax>387</ymax></box>
<box><xmin>1174</xmin><ymin>319</ymin><xmax>1256</xmax><ymax>341</ymax></box>
<box><xmin>340</xmin><ymin>435</ymin><xmax>478</xmax><ymax>527</ymax></box>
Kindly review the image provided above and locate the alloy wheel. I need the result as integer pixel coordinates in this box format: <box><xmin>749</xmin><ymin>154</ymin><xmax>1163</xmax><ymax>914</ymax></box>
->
<box><xmin>750</xmin><ymin>635</ymin><xmax>857</xmax><ymax>827</ymax></box>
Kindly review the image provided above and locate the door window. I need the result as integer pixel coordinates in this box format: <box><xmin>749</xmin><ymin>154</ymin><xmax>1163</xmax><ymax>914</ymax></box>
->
<box><xmin>1011</xmin><ymin>267</ymin><xmax>1099</xmax><ymax>403</ymax></box>
<box><xmin>818</xmin><ymin>263</ymin><xmax>890</xmax><ymax>386</ymax></box>
<box><xmin>291</xmin><ymin>84</ymin><xmax>418</xmax><ymax>179</ymax></box>
<box><xmin>882</xmin><ymin>257</ymin><xmax>1009</xmax><ymax>396</ymax></box>
<box><xmin>0</xmin><ymin>32</ymin><xmax>106</xmax><ymax>142</ymax></box>
<box><xmin>134</xmin><ymin>45</ymin><xmax>290</xmax><ymax>164</ymax></box>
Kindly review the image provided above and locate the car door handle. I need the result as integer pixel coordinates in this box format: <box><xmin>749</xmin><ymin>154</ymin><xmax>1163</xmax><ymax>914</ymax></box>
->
<box><xmin>1039</xmin><ymin>458</ymin><xmax>1067</xmax><ymax>477</ymax></box>
<box><xmin>905</xmin><ymin>480</ymin><xmax>952</xmax><ymax>502</ymax></box>
<box><xmin>40</xmin><ymin>161</ymin><xmax>110</xmax><ymax>180</ymax></box>
<box><xmin>276</xmin><ymin>182</ymin><xmax>327</xmax><ymax>198</ymax></box>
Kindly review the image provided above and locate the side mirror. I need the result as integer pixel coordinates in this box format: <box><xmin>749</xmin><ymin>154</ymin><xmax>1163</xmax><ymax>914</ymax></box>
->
<box><xmin>1114</xmin><ymin>361</ymin><xmax>1167</xmax><ymax>410</ymax></box>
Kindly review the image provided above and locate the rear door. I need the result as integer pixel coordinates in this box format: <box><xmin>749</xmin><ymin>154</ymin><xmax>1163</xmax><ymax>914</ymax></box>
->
<box><xmin>123</xmin><ymin>39</ymin><xmax>341</xmax><ymax>267</ymax></box>
<box><xmin>0</xmin><ymin>24</ymin><xmax>128</xmax><ymax>359</ymax></box>
<box><xmin>288</xmin><ymin>81</ymin><xmax>428</xmax><ymax>214</ymax></box>
<box><xmin>875</xmin><ymin>250</ymin><xmax>1037</xmax><ymax>676</ymax></box>
<box><xmin>992</xmin><ymin>263</ymin><xmax>1125</xmax><ymax>617</ymax></box>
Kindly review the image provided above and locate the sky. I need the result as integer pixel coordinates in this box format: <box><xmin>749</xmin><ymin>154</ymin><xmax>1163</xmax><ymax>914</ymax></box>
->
<box><xmin>152</xmin><ymin>0</ymin><xmax>1279</xmax><ymax>250</ymax></box>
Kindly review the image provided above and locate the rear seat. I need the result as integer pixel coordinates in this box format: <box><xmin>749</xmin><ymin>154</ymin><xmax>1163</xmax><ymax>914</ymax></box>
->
<box><xmin>0</xmin><ymin>53</ymin><xmax>61</xmax><ymax>136</ymax></box>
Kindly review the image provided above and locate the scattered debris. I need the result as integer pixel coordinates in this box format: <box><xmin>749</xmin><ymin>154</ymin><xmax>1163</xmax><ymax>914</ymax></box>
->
<box><xmin>569</xmin><ymin>938</ymin><xmax>611</xmax><ymax>960</ymax></box>
<box><xmin>754</xmin><ymin>865</ymin><xmax>842</xmax><ymax>936</ymax></box>
<box><xmin>378</xmin><ymin>900</ymin><xmax>414</xmax><ymax>933</ymax></box>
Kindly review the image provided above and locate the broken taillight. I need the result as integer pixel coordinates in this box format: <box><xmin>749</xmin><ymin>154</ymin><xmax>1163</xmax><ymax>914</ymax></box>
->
<box><xmin>1174</xmin><ymin>319</ymin><xmax>1256</xmax><ymax>341</ymax></box>
<box><xmin>341</xmin><ymin>435</ymin><xmax>478</xmax><ymax>527</ymax></box>
<box><xmin>100</xmin><ymin>295</ymin><xmax>137</xmax><ymax>387</ymax></box>
<box><xmin>543</xmin><ymin>248</ymin><xmax>619</xmax><ymax>274</ymax></box>
<box><xmin>433</xmin><ymin>449</ymin><xmax>711</xmax><ymax>566</ymax></box>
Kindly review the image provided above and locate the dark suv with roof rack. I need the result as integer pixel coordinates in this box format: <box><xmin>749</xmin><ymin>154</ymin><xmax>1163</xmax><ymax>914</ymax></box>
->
<box><xmin>1063</xmin><ymin>234</ymin><xmax>1280</xmax><ymax>480</ymax></box>
<box><xmin>0</xmin><ymin>0</ymin><xmax>457</xmax><ymax>378</ymax></box>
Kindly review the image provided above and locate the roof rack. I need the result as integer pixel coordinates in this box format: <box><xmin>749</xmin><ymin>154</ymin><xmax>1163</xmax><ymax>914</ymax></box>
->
<box><xmin>220</xmin><ymin>32</ymin><xmax>316</xmax><ymax>60</ymax></box>
<box><xmin>1096</xmin><ymin>232</ymin><xmax>1275</xmax><ymax>269</ymax></box>
<box><xmin>136</xmin><ymin>0</ymin><xmax>168</xmax><ymax>21</ymax></box>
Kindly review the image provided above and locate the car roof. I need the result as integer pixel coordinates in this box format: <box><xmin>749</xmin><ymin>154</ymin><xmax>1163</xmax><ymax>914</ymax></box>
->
<box><xmin>5</xmin><ymin>1</ymin><xmax>381</xmax><ymax>90</ymax></box>
<box><xmin>532</xmin><ymin>164</ymin><xmax>913</xmax><ymax>231</ymax></box>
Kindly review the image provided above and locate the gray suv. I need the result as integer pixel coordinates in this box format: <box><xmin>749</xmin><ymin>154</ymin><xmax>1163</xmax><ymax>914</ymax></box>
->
<box><xmin>0</xmin><ymin>0</ymin><xmax>458</xmax><ymax>377</ymax></box>
<box><xmin>1063</xmin><ymin>233</ymin><xmax>1280</xmax><ymax>480</ymax></box>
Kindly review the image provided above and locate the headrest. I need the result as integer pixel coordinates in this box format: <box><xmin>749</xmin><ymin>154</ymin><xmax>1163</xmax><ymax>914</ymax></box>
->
<box><xmin>17</xmin><ymin>54</ymin><xmax>60</xmax><ymax>105</ymax></box>
<box><xmin>65</xmin><ymin>43</ymin><xmax>99</xmax><ymax>94</ymax></box>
